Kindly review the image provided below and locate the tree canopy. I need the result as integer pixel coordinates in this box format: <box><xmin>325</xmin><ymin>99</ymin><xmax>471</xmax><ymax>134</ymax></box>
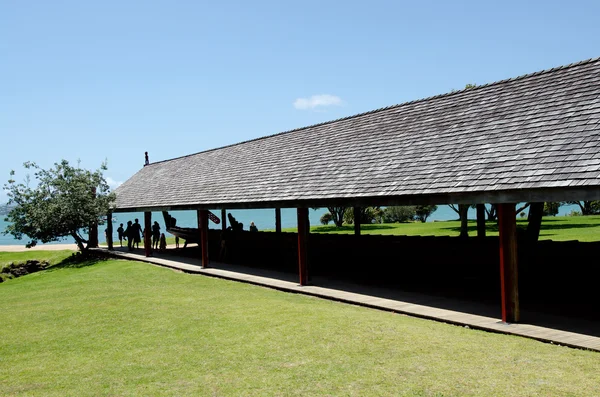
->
<box><xmin>3</xmin><ymin>160</ymin><xmax>115</xmax><ymax>251</ymax></box>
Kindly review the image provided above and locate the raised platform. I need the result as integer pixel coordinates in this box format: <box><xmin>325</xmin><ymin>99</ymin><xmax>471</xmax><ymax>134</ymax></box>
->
<box><xmin>96</xmin><ymin>246</ymin><xmax>600</xmax><ymax>352</ymax></box>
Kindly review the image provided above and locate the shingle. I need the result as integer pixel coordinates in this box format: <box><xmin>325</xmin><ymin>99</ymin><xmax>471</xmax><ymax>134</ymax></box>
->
<box><xmin>115</xmin><ymin>58</ymin><xmax>600</xmax><ymax>209</ymax></box>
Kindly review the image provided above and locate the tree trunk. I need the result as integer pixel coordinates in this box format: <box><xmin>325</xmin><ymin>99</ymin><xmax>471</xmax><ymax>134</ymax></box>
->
<box><xmin>527</xmin><ymin>202</ymin><xmax>544</xmax><ymax>242</ymax></box>
<box><xmin>328</xmin><ymin>207</ymin><xmax>346</xmax><ymax>227</ymax></box>
<box><xmin>486</xmin><ymin>204</ymin><xmax>498</xmax><ymax>222</ymax></box>
<box><xmin>459</xmin><ymin>204</ymin><xmax>469</xmax><ymax>238</ymax></box>
<box><xmin>71</xmin><ymin>232</ymin><xmax>86</xmax><ymax>252</ymax></box>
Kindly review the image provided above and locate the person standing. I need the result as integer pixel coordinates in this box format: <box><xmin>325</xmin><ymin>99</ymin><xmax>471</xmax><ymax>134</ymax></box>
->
<box><xmin>159</xmin><ymin>233</ymin><xmax>167</xmax><ymax>252</ymax></box>
<box><xmin>125</xmin><ymin>221</ymin><xmax>134</xmax><ymax>251</ymax></box>
<box><xmin>133</xmin><ymin>218</ymin><xmax>142</xmax><ymax>249</ymax></box>
<box><xmin>152</xmin><ymin>221</ymin><xmax>161</xmax><ymax>249</ymax></box>
<box><xmin>117</xmin><ymin>223</ymin><xmax>125</xmax><ymax>247</ymax></box>
<box><xmin>249</xmin><ymin>221</ymin><xmax>258</xmax><ymax>232</ymax></box>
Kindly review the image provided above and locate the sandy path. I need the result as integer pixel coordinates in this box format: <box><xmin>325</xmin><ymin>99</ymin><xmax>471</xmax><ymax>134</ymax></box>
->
<box><xmin>0</xmin><ymin>244</ymin><xmax>78</xmax><ymax>252</ymax></box>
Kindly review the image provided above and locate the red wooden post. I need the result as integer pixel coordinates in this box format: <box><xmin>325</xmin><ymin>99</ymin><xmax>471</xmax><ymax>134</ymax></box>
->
<box><xmin>275</xmin><ymin>208</ymin><xmax>282</xmax><ymax>233</ymax></box>
<box><xmin>144</xmin><ymin>211</ymin><xmax>152</xmax><ymax>257</ymax></box>
<box><xmin>107</xmin><ymin>212</ymin><xmax>113</xmax><ymax>251</ymax></box>
<box><xmin>476</xmin><ymin>204</ymin><xmax>486</xmax><ymax>238</ymax></box>
<box><xmin>221</xmin><ymin>208</ymin><xmax>227</xmax><ymax>232</ymax></box>
<box><xmin>297</xmin><ymin>207</ymin><xmax>309</xmax><ymax>286</ymax></box>
<box><xmin>198</xmin><ymin>209</ymin><xmax>209</xmax><ymax>268</ymax></box>
<box><xmin>498</xmin><ymin>203</ymin><xmax>520</xmax><ymax>323</ymax></box>
<box><xmin>353</xmin><ymin>207</ymin><xmax>361</xmax><ymax>236</ymax></box>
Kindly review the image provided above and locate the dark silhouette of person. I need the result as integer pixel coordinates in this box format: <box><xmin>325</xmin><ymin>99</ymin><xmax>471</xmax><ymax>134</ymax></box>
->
<box><xmin>117</xmin><ymin>223</ymin><xmax>124</xmax><ymax>247</ymax></box>
<box><xmin>144</xmin><ymin>152</ymin><xmax>149</xmax><ymax>166</ymax></box>
<box><xmin>152</xmin><ymin>221</ymin><xmax>161</xmax><ymax>249</ymax></box>
<box><xmin>125</xmin><ymin>220</ymin><xmax>134</xmax><ymax>251</ymax></box>
<box><xmin>159</xmin><ymin>233</ymin><xmax>167</xmax><ymax>252</ymax></box>
<box><xmin>249</xmin><ymin>222</ymin><xmax>258</xmax><ymax>232</ymax></box>
<box><xmin>132</xmin><ymin>218</ymin><xmax>142</xmax><ymax>249</ymax></box>
<box><xmin>175</xmin><ymin>236</ymin><xmax>180</xmax><ymax>249</ymax></box>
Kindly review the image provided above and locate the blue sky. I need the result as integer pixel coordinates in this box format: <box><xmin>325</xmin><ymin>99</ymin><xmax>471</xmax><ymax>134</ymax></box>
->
<box><xmin>2</xmin><ymin>0</ymin><xmax>599</xmax><ymax>202</ymax></box>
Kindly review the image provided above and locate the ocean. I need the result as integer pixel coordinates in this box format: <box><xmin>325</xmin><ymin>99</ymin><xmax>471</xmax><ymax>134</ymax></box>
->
<box><xmin>0</xmin><ymin>204</ymin><xmax>578</xmax><ymax>246</ymax></box>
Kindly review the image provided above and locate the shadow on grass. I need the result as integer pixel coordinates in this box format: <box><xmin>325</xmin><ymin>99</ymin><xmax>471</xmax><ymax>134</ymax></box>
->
<box><xmin>313</xmin><ymin>224</ymin><xmax>396</xmax><ymax>233</ymax></box>
<box><xmin>47</xmin><ymin>251</ymin><xmax>109</xmax><ymax>271</ymax></box>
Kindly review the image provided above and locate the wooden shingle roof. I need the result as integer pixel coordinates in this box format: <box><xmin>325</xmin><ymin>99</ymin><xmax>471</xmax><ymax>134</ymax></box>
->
<box><xmin>114</xmin><ymin>57</ymin><xmax>600</xmax><ymax>211</ymax></box>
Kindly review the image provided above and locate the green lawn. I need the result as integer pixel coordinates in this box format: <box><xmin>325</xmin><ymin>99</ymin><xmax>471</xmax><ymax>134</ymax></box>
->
<box><xmin>277</xmin><ymin>215</ymin><xmax>600</xmax><ymax>242</ymax></box>
<box><xmin>0</xmin><ymin>254</ymin><xmax>598</xmax><ymax>396</ymax></box>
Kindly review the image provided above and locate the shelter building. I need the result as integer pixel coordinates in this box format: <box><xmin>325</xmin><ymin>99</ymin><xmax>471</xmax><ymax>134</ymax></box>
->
<box><xmin>111</xmin><ymin>57</ymin><xmax>600</xmax><ymax>324</ymax></box>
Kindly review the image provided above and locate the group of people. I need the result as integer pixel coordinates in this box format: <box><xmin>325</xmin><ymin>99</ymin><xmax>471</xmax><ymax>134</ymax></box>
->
<box><xmin>115</xmin><ymin>219</ymin><xmax>167</xmax><ymax>252</ymax></box>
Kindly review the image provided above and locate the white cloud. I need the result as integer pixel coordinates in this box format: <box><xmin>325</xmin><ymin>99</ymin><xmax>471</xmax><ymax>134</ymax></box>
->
<box><xmin>293</xmin><ymin>94</ymin><xmax>343</xmax><ymax>110</ymax></box>
<box><xmin>106</xmin><ymin>176</ymin><xmax>123</xmax><ymax>190</ymax></box>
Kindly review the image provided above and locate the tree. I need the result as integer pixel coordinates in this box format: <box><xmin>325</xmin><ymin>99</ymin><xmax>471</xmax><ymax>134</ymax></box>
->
<box><xmin>414</xmin><ymin>205</ymin><xmax>437</xmax><ymax>223</ymax></box>
<box><xmin>564</xmin><ymin>201</ymin><xmax>600</xmax><ymax>215</ymax></box>
<box><xmin>448</xmin><ymin>204</ymin><xmax>471</xmax><ymax>237</ymax></box>
<box><xmin>383</xmin><ymin>206</ymin><xmax>416</xmax><ymax>223</ymax></box>
<box><xmin>344</xmin><ymin>206</ymin><xmax>383</xmax><ymax>224</ymax></box>
<box><xmin>3</xmin><ymin>160</ymin><xmax>115</xmax><ymax>251</ymax></box>
<box><xmin>320</xmin><ymin>212</ymin><xmax>332</xmax><ymax>225</ymax></box>
<box><xmin>327</xmin><ymin>206</ymin><xmax>346</xmax><ymax>227</ymax></box>
<box><xmin>543</xmin><ymin>202</ymin><xmax>561</xmax><ymax>216</ymax></box>
<box><xmin>485</xmin><ymin>204</ymin><xmax>498</xmax><ymax>221</ymax></box>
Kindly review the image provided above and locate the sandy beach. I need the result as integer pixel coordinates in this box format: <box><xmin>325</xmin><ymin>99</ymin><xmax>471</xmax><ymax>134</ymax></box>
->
<box><xmin>0</xmin><ymin>244</ymin><xmax>78</xmax><ymax>252</ymax></box>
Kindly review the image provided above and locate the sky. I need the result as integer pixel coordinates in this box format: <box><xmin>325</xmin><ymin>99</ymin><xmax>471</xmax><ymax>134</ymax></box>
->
<box><xmin>2</xmin><ymin>0</ymin><xmax>600</xmax><ymax>202</ymax></box>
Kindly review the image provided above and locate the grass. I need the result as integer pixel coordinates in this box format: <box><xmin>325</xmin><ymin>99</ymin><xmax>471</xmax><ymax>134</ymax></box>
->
<box><xmin>1</xmin><ymin>253</ymin><xmax>599</xmax><ymax>396</ymax></box>
<box><xmin>277</xmin><ymin>215</ymin><xmax>600</xmax><ymax>242</ymax></box>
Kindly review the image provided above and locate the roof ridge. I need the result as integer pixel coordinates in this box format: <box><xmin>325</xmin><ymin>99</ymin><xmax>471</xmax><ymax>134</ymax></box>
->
<box><xmin>146</xmin><ymin>56</ymin><xmax>600</xmax><ymax>166</ymax></box>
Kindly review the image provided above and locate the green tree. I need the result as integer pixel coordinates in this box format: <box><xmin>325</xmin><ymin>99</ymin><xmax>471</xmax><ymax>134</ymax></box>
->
<box><xmin>327</xmin><ymin>206</ymin><xmax>346</xmax><ymax>227</ymax></box>
<box><xmin>564</xmin><ymin>201</ymin><xmax>600</xmax><ymax>215</ymax></box>
<box><xmin>447</xmin><ymin>204</ymin><xmax>471</xmax><ymax>237</ymax></box>
<box><xmin>383</xmin><ymin>206</ymin><xmax>416</xmax><ymax>223</ymax></box>
<box><xmin>320</xmin><ymin>212</ymin><xmax>332</xmax><ymax>225</ymax></box>
<box><xmin>543</xmin><ymin>202</ymin><xmax>561</xmax><ymax>216</ymax></box>
<box><xmin>3</xmin><ymin>160</ymin><xmax>115</xmax><ymax>251</ymax></box>
<box><xmin>414</xmin><ymin>205</ymin><xmax>437</xmax><ymax>222</ymax></box>
<box><xmin>344</xmin><ymin>207</ymin><xmax>383</xmax><ymax>224</ymax></box>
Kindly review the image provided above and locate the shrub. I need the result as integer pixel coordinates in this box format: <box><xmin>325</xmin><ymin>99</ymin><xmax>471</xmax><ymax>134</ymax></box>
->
<box><xmin>320</xmin><ymin>213</ymin><xmax>332</xmax><ymax>225</ymax></box>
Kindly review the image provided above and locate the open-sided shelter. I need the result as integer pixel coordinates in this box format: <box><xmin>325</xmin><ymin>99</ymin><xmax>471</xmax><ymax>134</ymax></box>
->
<box><xmin>112</xmin><ymin>57</ymin><xmax>600</xmax><ymax>323</ymax></box>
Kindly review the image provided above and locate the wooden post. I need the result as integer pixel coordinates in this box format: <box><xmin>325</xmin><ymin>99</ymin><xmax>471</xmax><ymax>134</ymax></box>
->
<box><xmin>144</xmin><ymin>211</ymin><xmax>152</xmax><ymax>257</ymax></box>
<box><xmin>198</xmin><ymin>209</ymin><xmax>209</xmax><ymax>268</ymax></box>
<box><xmin>498</xmin><ymin>203</ymin><xmax>520</xmax><ymax>323</ymax></box>
<box><xmin>353</xmin><ymin>206</ymin><xmax>361</xmax><ymax>236</ymax></box>
<box><xmin>221</xmin><ymin>208</ymin><xmax>227</xmax><ymax>232</ymax></box>
<box><xmin>275</xmin><ymin>208</ymin><xmax>282</xmax><ymax>233</ymax></box>
<box><xmin>476</xmin><ymin>204</ymin><xmax>486</xmax><ymax>238</ymax></box>
<box><xmin>107</xmin><ymin>212</ymin><xmax>113</xmax><ymax>251</ymax></box>
<box><xmin>297</xmin><ymin>207</ymin><xmax>309</xmax><ymax>286</ymax></box>
<box><xmin>88</xmin><ymin>224</ymin><xmax>98</xmax><ymax>248</ymax></box>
